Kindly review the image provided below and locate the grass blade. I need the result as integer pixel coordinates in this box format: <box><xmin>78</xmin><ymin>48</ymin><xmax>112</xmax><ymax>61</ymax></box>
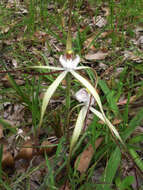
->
<box><xmin>98</xmin><ymin>79</ymin><xmax>119</xmax><ymax>116</ymax></box>
<box><xmin>123</xmin><ymin>108</ymin><xmax>143</xmax><ymax>141</ymax></box>
<box><xmin>128</xmin><ymin>148</ymin><xmax>143</xmax><ymax>171</ymax></box>
<box><xmin>96</xmin><ymin>147</ymin><xmax>121</xmax><ymax>190</ymax></box>
<box><xmin>7</xmin><ymin>74</ymin><xmax>30</xmax><ymax>106</ymax></box>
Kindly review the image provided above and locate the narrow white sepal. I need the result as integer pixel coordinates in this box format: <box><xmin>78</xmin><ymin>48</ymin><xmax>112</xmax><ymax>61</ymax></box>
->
<box><xmin>29</xmin><ymin>66</ymin><xmax>64</xmax><ymax>70</ymax></box>
<box><xmin>90</xmin><ymin>107</ymin><xmax>123</xmax><ymax>144</ymax></box>
<box><xmin>75</xmin><ymin>66</ymin><xmax>90</xmax><ymax>70</ymax></box>
<box><xmin>70</xmin><ymin>105</ymin><xmax>88</xmax><ymax>152</ymax></box>
<box><xmin>39</xmin><ymin>71</ymin><xmax>68</xmax><ymax>127</ymax></box>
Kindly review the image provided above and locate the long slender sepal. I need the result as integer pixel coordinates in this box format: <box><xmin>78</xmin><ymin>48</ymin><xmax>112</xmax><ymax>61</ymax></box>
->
<box><xmin>75</xmin><ymin>66</ymin><xmax>90</xmax><ymax>70</ymax></box>
<box><xmin>90</xmin><ymin>107</ymin><xmax>124</xmax><ymax>144</ymax></box>
<box><xmin>29</xmin><ymin>66</ymin><xmax>64</xmax><ymax>70</ymax></box>
<box><xmin>39</xmin><ymin>71</ymin><xmax>68</xmax><ymax>128</ymax></box>
<box><xmin>70</xmin><ymin>105</ymin><xmax>88</xmax><ymax>152</ymax></box>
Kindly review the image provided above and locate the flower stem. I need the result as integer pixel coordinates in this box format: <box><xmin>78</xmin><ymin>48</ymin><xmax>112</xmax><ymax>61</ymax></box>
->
<box><xmin>64</xmin><ymin>0</ymin><xmax>73</xmax><ymax>136</ymax></box>
<box><xmin>65</xmin><ymin>0</ymin><xmax>74</xmax><ymax>175</ymax></box>
<box><xmin>65</xmin><ymin>73</ymin><xmax>71</xmax><ymax>138</ymax></box>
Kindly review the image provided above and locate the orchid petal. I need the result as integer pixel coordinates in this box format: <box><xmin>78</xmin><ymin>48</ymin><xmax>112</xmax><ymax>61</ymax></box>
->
<box><xmin>73</xmin><ymin>55</ymin><xmax>80</xmax><ymax>67</ymax></box>
<box><xmin>70</xmin><ymin>106</ymin><xmax>88</xmax><ymax>152</ymax></box>
<box><xmin>59</xmin><ymin>55</ymin><xmax>68</xmax><ymax>68</ymax></box>
<box><xmin>29</xmin><ymin>66</ymin><xmax>64</xmax><ymax>70</ymax></box>
<box><xmin>75</xmin><ymin>88</ymin><xmax>95</xmax><ymax>105</ymax></box>
<box><xmin>39</xmin><ymin>71</ymin><xmax>68</xmax><ymax>127</ymax></box>
<box><xmin>75</xmin><ymin>66</ymin><xmax>90</xmax><ymax>70</ymax></box>
<box><xmin>59</xmin><ymin>55</ymin><xmax>80</xmax><ymax>69</ymax></box>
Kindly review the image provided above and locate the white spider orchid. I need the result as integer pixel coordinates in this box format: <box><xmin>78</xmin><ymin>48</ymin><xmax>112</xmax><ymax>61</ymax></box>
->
<box><xmin>75</xmin><ymin>88</ymin><xmax>95</xmax><ymax>105</ymax></box>
<box><xmin>15</xmin><ymin>129</ymin><xmax>30</xmax><ymax>141</ymax></box>
<box><xmin>70</xmin><ymin>88</ymin><xmax>124</xmax><ymax>152</ymax></box>
<box><xmin>31</xmin><ymin>55</ymin><xmax>97</xmax><ymax>123</ymax></box>
<box><xmin>31</xmin><ymin>54</ymin><xmax>123</xmax><ymax>148</ymax></box>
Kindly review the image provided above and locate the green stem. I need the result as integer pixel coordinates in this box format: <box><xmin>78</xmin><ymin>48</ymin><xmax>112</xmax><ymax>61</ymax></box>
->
<box><xmin>65</xmin><ymin>0</ymin><xmax>74</xmax><ymax>176</ymax></box>
<box><xmin>65</xmin><ymin>0</ymin><xmax>73</xmax><ymax>136</ymax></box>
<box><xmin>65</xmin><ymin>73</ymin><xmax>71</xmax><ymax>137</ymax></box>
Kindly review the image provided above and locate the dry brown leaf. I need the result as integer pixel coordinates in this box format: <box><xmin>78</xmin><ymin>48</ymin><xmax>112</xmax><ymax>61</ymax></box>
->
<box><xmin>39</xmin><ymin>140</ymin><xmax>54</xmax><ymax>155</ymax></box>
<box><xmin>0</xmin><ymin>124</ymin><xmax>4</xmax><ymax>139</ymax></box>
<box><xmin>102</xmin><ymin>7</ymin><xmax>110</xmax><ymax>16</ymax></box>
<box><xmin>137</xmin><ymin>36</ymin><xmax>143</xmax><ymax>49</ymax></box>
<box><xmin>61</xmin><ymin>79</ymin><xmax>67</xmax><ymax>86</ymax></box>
<box><xmin>2</xmin><ymin>151</ymin><xmax>14</xmax><ymax>168</ymax></box>
<box><xmin>84</xmin><ymin>35</ymin><xmax>96</xmax><ymax>50</ymax></box>
<box><xmin>0</xmin><ymin>26</ymin><xmax>10</xmax><ymax>34</ymax></box>
<box><xmin>100</xmin><ymin>30</ymin><xmax>112</xmax><ymax>38</ymax></box>
<box><xmin>123</xmin><ymin>50</ymin><xmax>143</xmax><ymax>62</ymax></box>
<box><xmin>2</xmin><ymin>74</ymin><xmax>25</xmax><ymax>87</ymax></box>
<box><xmin>112</xmin><ymin>118</ymin><xmax>122</xmax><ymax>125</ymax></box>
<box><xmin>117</xmin><ymin>95</ymin><xmax>137</xmax><ymax>106</ymax></box>
<box><xmin>74</xmin><ymin>137</ymin><xmax>103</xmax><ymax>173</ymax></box>
<box><xmin>85</xmin><ymin>51</ymin><xmax>108</xmax><ymax>60</ymax></box>
<box><xmin>133</xmin><ymin>126</ymin><xmax>143</xmax><ymax>136</ymax></box>
<box><xmin>15</xmin><ymin>140</ymin><xmax>33</xmax><ymax>161</ymax></box>
<box><xmin>1</xmin><ymin>140</ymin><xmax>14</xmax><ymax>168</ymax></box>
<box><xmin>98</xmin><ymin>118</ymin><xmax>122</xmax><ymax>125</ymax></box>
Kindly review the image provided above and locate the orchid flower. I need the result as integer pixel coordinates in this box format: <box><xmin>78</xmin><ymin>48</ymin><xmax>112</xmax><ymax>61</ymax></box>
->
<box><xmin>70</xmin><ymin>88</ymin><xmax>124</xmax><ymax>152</ymax></box>
<box><xmin>30</xmin><ymin>53</ymin><xmax>124</xmax><ymax>156</ymax></box>
<box><xmin>31</xmin><ymin>54</ymin><xmax>105</xmax><ymax>128</ymax></box>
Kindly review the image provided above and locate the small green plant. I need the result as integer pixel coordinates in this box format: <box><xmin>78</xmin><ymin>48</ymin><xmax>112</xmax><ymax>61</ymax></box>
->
<box><xmin>28</xmin><ymin>0</ymin><xmax>126</xmax><ymax>174</ymax></box>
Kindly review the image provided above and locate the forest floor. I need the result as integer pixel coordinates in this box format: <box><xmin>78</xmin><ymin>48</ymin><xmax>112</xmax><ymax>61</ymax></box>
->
<box><xmin>0</xmin><ymin>0</ymin><xmax>143</xmax><ymax>190</ymax></box>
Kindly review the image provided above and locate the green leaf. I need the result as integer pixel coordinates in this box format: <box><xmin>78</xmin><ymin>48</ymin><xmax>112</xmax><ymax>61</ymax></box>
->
<box><xmin>123</xmin><ymin>108</ymin><xmax>143</xmax><ymax>141</ymax></box>
<box><xmin>0</xmin><ymin>118</ymin><xmax>16</xmax><ymax>133</ymax></box>
<box><xmin>129</xmin><ymin>134</ymin><xmax>143</xmax><ymax>144</ymax></box>
<box><xmin>96</xmin><ymin>147</ymin><xmax>121</xmax><ymax>190</ymax></box>
<box><xmin>7</xmin><ymin>74</ymin><xmax>30</xmax><ymax>106</ymax></box>
<box><xmin>129</xmin><ymin>148</ymin><xmax>143</xmax><ymax>171</ymax></box>
<box><xmin>0</xmin><ymin>178</ymin><xmax>12</xmax><ymax>190</ymax></box>
<box><xmin>118</xmin><ymin>176</ymin><xmax>134</xmax><ymax>190</ymax></box>
<box><xmin>39</xmin><ymin>71</ymin><xmax>67</xmax><ymax>127</ymax></box>
<box><xmin>98</xmin><ymin>79</ymin><xmax>119</xmax><ymax>116</ymax></box>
